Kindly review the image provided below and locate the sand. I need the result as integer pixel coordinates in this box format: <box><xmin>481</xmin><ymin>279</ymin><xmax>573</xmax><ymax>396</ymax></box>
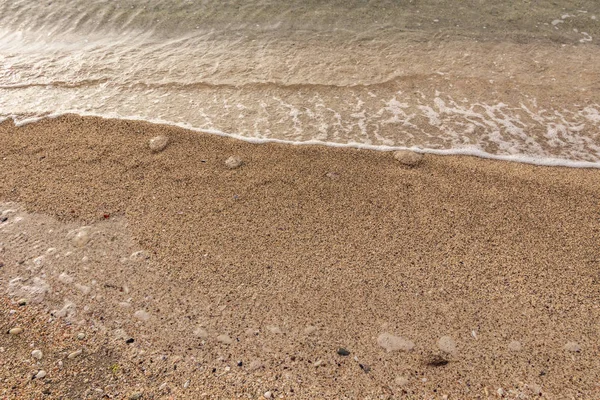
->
<box><xmin>1</xmin><ymin>115</ymin><xmax>599</xmax><ymax>399</ymax></box>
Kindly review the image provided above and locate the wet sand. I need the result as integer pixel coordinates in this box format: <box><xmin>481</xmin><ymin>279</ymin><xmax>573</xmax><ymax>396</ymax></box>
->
<box><xmin>1</xmin><ymin>115</ymin><xmax>599</xmax><ymax>399</ymax></box>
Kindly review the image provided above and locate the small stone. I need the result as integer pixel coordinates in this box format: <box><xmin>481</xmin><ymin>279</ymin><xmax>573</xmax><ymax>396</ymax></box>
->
<box><xmin>564</xmin><ymin>341</ymin><xmax>581</xmax><ymax>352</ymax></box>
<box><xmin>304</xmin><ymin>326</ymin><xmax>317</xmax><ymax>335</ymax></box>
<box><xmin>32</xmin><ymin>349</ymin><xmax>43</xmax><ymax>359</ymax></box>
<box><xmin>126</xmin><ymin>338</ymin><xmax>135</xmax><ymax>344</ymax></box>
<box><xmin>437</xmin><ymin>336</ymin><xmax>457</xmax><ymax>354</ymax></box>
<box><xmin>193</xmin><ymin>327</ymin><xmax>209</xmax><ymax>339</ymax></box>
<box><xmin>217</xmin><ymin>334</ymin><xmax>233</xmax><ymax>345</ymax></box>
<box><xmin>68</xmin><ymin>349</ymin><xmax>83</xmax><ymax>359</ymax></box>
<box><xmin>77</xmin><ymin>332</ymin><xmax>86</xmax><ymax>340</ymax></box>
<box><xmin>71</xmin><ymin>228</ymin><xmax>91</xmax><ymax>247</ymax></box>
<box><xmin>17</xmin><ymin>298</ymin><xmax>28</xmax><ymax>306</ymax></box>
<box><xmin>377</xmin><ymin>333</ymin><xmax>415</xmax><ymax>352</ymax></box>
<box><xmin>129</xmin><ymin>392</ymin><xmax>143</xmax><ymax>400</ymax></box>
<box><xmin>35</xmin><ymin>370</ymin><xmax>47</xmax><ymax>379</ymax></box>
<box><xmin>508</xmin><ymin>340</ymin><xmax>522</xmax><ymax>351</ymax></box>
<box><xmin>149</xmin><ymin>135</ymin><xmax>169</xmax><ymax>152</ymax></box>
<box><xmin>183</xmin><ymin>380</ymin><xmax>190</xmax><ymax>389</ymax></box>
<box><xmin>359</xmin><ymin>363</ymin><xmax>371</xmax><ymax>373</ymax></box>
<box><xmin>337</xmin><ymin>348</ymin><xmax>350</xmax><ymax>356</ymax></box>
<box><xmin>8</xmin><ymin>327</ymin><xmax>23</xmax><ymax>335</ymax></box>
<box><xmin>130</xmin><ymin>250</ymin><xmax>150</xmax><ymax>262</ymax></box>
<box><xmin>263</xmin><ymin>391</ymin><xmax>272</xmax><ymax>399</ymax></box>
<box><xmin>394</xmin><ymin>376</ymin><xmax>409</xmax><ymax>386</ymax></box>
<box><xmin>133</xmin><ymin>310</ymin><xmax>151</xmax><ymax>321</ymax></box>
<box><xmin>313</xmin><ymin>360</ymin><xmax>323</xmax><ymax>367</ymax></box>
<box><xmin>225</xmin><ymin>156</ymin><xmax>243</xmax><ymax>169</ymax></box>
<box><xmin>267</xmin><ymin>325</ymin><xmax>282</xmax><ymax>334</ymax></box>
<box><xmin>393</xmin><ymin>150</ymin><xmax>424</xmax><ymax>167</ymax></box>
<box><xmin>497</xmin><ymin>388</ymin><xmax>505</xmax><ymax>396</ymax></box>
<box><xmin>249</xmin><ymin>360</ymin><xmax>263</xmax><ymax>371</ymax></box>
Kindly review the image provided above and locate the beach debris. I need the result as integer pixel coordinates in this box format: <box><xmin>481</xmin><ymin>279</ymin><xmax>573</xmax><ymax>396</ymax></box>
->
<box><xmin>31</xmin><ymin>349</ymin><xmax>43</xmax><ymax>359</ymax></box>
<box><xmin>133</xmin><ymin>310</ymin><xmax>151</xmax><ymax>321</ymax></box>
<box><xmin>35</xmin><ymin>370</ymin><xmax>47</xmax><ymax>379</ymax></box>
<box><xmin>377</xmin><ymin>332</ymin><xmax>415</xmax><ymax>352</ymax></box>
<box><xmin>508</xmin><ymin>340</ymin><xmax>522</xmax><ymax>351</ymax></box>
<box><xmin>393</xmin><ymin>150</ymin><xmax>423</xmax><ymax>167</ymax></box>
<box><xmin>564</xmin><ymin>341</ymin><xmax>581</xmax><ymax>352</ymax></box>
<box><xmin>17</xmin><ymin>298</ymin><xmax>28</xmax><ymax>306</ymax></box>
<box><xmin>437</xmin><ymin>335</ymin><xmax>457</xmax><ymax>354</ymax></box>
<box><xmin>8</xmin><ymin>327</ymin><xmax>23</xmax><ymax>335</ymax></box>
<box><xmin>217</xmin><ymin>334</ymin><xmax>233</xmax><ymax>345</ymax></box>
<box><xmin>148</xmin><ymin>135</ymin><xmax>169</xmax><ymax>152</ymax></box>
<box><xmin>68</xmin><ymin>349</ymin><xmax>83</xmax><ymax>359</ymax></box>
<box><xmin>225</xmin><ymin>156</ymin><xmax>243</xmax><ymax>169</ymax></box>
<box><xmin>337</xmin><ymin>348</ymin><xmax>350</xmax><ymax>356</ymax></box>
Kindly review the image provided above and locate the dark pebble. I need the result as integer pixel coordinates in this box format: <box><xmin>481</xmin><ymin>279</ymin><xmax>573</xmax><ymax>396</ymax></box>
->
<box><xmin>337</xmin><ymin>348</ymin><xmax>350</xmax><ymax>356</ymax></box>
<box><xmin>426</xmin><ymin>355</ymin><xmax>449</xmax><ymax>367</ymax></box>
<box><xmin>0</xmin><ymin>216</ymin><xmax>8</xmax><ymax>223</ymax></box>
<box><xmin>237</xmin><ymin>361</ymin><xmax>243</xmax><ymax>367</ymax></box>
<box><xmin>126</xmin><ymin>338</ymin><xmax>135</xmax><ymax>344</ymax></box>
<box><xmin>359</xmin><ymin>363</ymin><xmax>371</xmax><ymax>373</ymax></box>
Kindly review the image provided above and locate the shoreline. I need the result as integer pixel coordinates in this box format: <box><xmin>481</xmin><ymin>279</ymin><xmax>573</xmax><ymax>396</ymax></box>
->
<box><xmin>5</xmin><ymin>113</ymin><xmax>600</xmax><ymax>169</ymax></box>
<box><xmin>1</xmin><ymin>115</ymin><xmax>599</xmax><ymax>398</ymax></box>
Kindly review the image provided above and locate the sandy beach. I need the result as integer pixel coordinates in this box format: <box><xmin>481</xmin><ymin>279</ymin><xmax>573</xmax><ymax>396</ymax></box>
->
<box><xmin>1</xmin><ymin>115</ymin><xmax>599</xmax><ymax>399</ymax></box>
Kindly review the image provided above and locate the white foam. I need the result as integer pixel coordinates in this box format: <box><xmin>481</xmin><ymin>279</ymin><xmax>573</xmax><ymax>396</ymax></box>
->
<box><xmin>5</xmin><ymin>112</ymin><xmax>600</xmax><ymax>169</ymax></box>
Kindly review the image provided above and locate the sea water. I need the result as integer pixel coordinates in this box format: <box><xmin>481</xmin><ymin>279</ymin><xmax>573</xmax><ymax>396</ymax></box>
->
<box><xmin>1</xmin><ymin>0</ymin><xmax>599</xmax><ymax>167</ymax></box>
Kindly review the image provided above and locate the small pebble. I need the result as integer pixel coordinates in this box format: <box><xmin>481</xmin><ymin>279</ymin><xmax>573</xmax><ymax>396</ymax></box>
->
<box><xmin>437</xmin><ymin>336</ymin><xmax>457</xmax><ymax>354</ymax></box>
<box><xmin>77</xmin><ymin>332</ymin><xmax>86</xmax><ymax>340</ymax></box>
<box><xmin>377</xmin><ymin>332</ymin><xmax>414</xmax><ymax>352</ymax></box>
<box><xmin>217</xmin><ymin>334</ymin><xmax>233</xmax><ymax>345</ymax></box>
<box><xmin>35</xmin><ymin>370</ymin><xmax>47</xmax><ymax>379</ymax></box>
<box><xmin>68</xmin><ymin>349</ymin><xmax>83</xmax><ymax>359</ymax></box>
<box><xmin>32</xmin><ymin>349</ymin><xmax>43</xmax><ymax>359</ymax></box>
<box><xmin>9</xmin><ymin>327</ymin><xmax>23</xmax><ymax>335</ymax></box>
<box><xmin>17</xmin><ymin>298</ymin><xmax>28</xmax><ymax>306</ymax></box>
<box><xmin>564</xmin><ymin>341</ymin><xmax>581</xmax><ymax>352</ymax></box>
<box><xmin>133</xmin><ymin>310</ymin><xmax>151</xmax><ymax>321</ymax></box>
<box><xmin>393</xmin><ymin>150</ymin><xmax>424</xmax><ymax>167</ymax></box>
<box><xmin>183</xmin><ymin>380</ymin><xmax>190</xmax><ymax>389</ymax></box>
<box><xmin>508</xmin><ymin>340</ymin><xmax>522</xmax><ymax>351</ymax></box>
<box><xmin>225</xmin><ymin>156</ymin><xmax>243</xmax><ymax>169</ymax></box>
<box><xmin>337</xmin><ymin>348</ymin><xmax>350</xmax><ymax>356</ymax></box>
<box><xmin>394</xmin><ymin>376</ymin><xmax>409</xmax><ymax>386</ymax></box>
<box><xmin>129</xmin><ymin>392</ymin><xmax>143</xmax><ymax>400</ymax></box>
<box><xmin>149</xmin><ymin>135</ymin><xmax>169</xmax><ymax>152</ymax></box>
<box><xmin>264</xmin><ymin>391</ymin><xmax>272</xmax><ymax>399</ymax></box>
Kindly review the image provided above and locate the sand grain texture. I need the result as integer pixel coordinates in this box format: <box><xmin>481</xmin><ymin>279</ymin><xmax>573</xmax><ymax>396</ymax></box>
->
<box><xmin>1</xmin><ymin>115</ymin><xmax>599</xmax><ymax>398</ymax></box>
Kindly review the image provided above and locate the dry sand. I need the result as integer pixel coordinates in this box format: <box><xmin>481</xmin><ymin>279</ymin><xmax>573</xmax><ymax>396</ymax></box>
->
<box><xmin>1</xmin><ymin>115</ymin><xmax>599</xmax><ymax>399</ymax></box>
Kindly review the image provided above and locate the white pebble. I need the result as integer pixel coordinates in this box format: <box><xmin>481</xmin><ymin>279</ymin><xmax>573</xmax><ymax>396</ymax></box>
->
<box><xmin>133</xmin><ymin>310</ymin><xmax>151</xmax><ymax>321</ymax></box>
<box><xmin>149</xmin><ymin>135</ymin><xmax>169</xmax><ymax>152</ymax></box>
<box><xmin>31</xmin><ymin>349</ymin><xmax>43</xmax><ymax>359</ymax></box>
<box><xmin>193</xmin><ymin>327</ymin><xmax>209</xmax><ymax>339</ymax></box>
<box><xmin>508</xmin><ymin>340</ymin><xmax>522</xmax><ymax>351</ymax></box>
<box><xmin>216</xmin><ymin>334</ymin><xmax>233</xmax><ymax>345</ymax></box>
<box><xmin>393</xmin><ymin>150</ymin><xmax>423</xmax><ymax>167</ymax></box>
<box><xmin>9</xmin><ymin>327</ymin><xmax>23</xmax><ymax>335</ymax></box>
<box><xmin>267</xmin><ymin>325</ymin><xmax>282</xmax><ymax>334</ymax></box>
<box><xmin>437</xmin><ymin>336</ymin><xmax>457</xmax><ymax>354</ymax></box>
<box><xmin>394</xmin><ymin>376</ymin><xmax>409</xmax><ymax>386</ymax></box>
<box><xmin>35</xmin><ymin>370</ymin><xmax>47</xmax><ymax>379</ymax></box>
<box><xmin>77</xmin><ymin>332</ymin><xmax>86</xmax><ymax>340</ymax></box>
<box><xmin>564</xmin><ymin>341</ymin><xmax>581</xmax><ymax>352</ymax></box>
<box><xmin>68</xmin><ymin>349</ymin><xmax>83</xmax><ymax>359</ymax></box>
<box><xmin>263</xmin><ymin>391</ymin><xmax>272</xmax><ymax>399</ymax></box>
<box><xmin>225</xmin><ymin>156</ymin><xmax>243</xmax><ymax>169</ymax></box>
<box><xmin>377</xmin><ymin>332</ymin><xmax>415</xmax><ymax>352</ymax></box>
<box><xmin>183</xmin><ymin>380</ymin><xmax>190</xmax><ymax>389</ymax></box>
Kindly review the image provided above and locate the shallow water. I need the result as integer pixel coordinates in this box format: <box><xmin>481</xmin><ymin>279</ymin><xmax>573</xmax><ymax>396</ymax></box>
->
<box><xmin>1</xmin><ymin>0</ymin><xmax>599</xmax><ymax>166</ymax></box>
